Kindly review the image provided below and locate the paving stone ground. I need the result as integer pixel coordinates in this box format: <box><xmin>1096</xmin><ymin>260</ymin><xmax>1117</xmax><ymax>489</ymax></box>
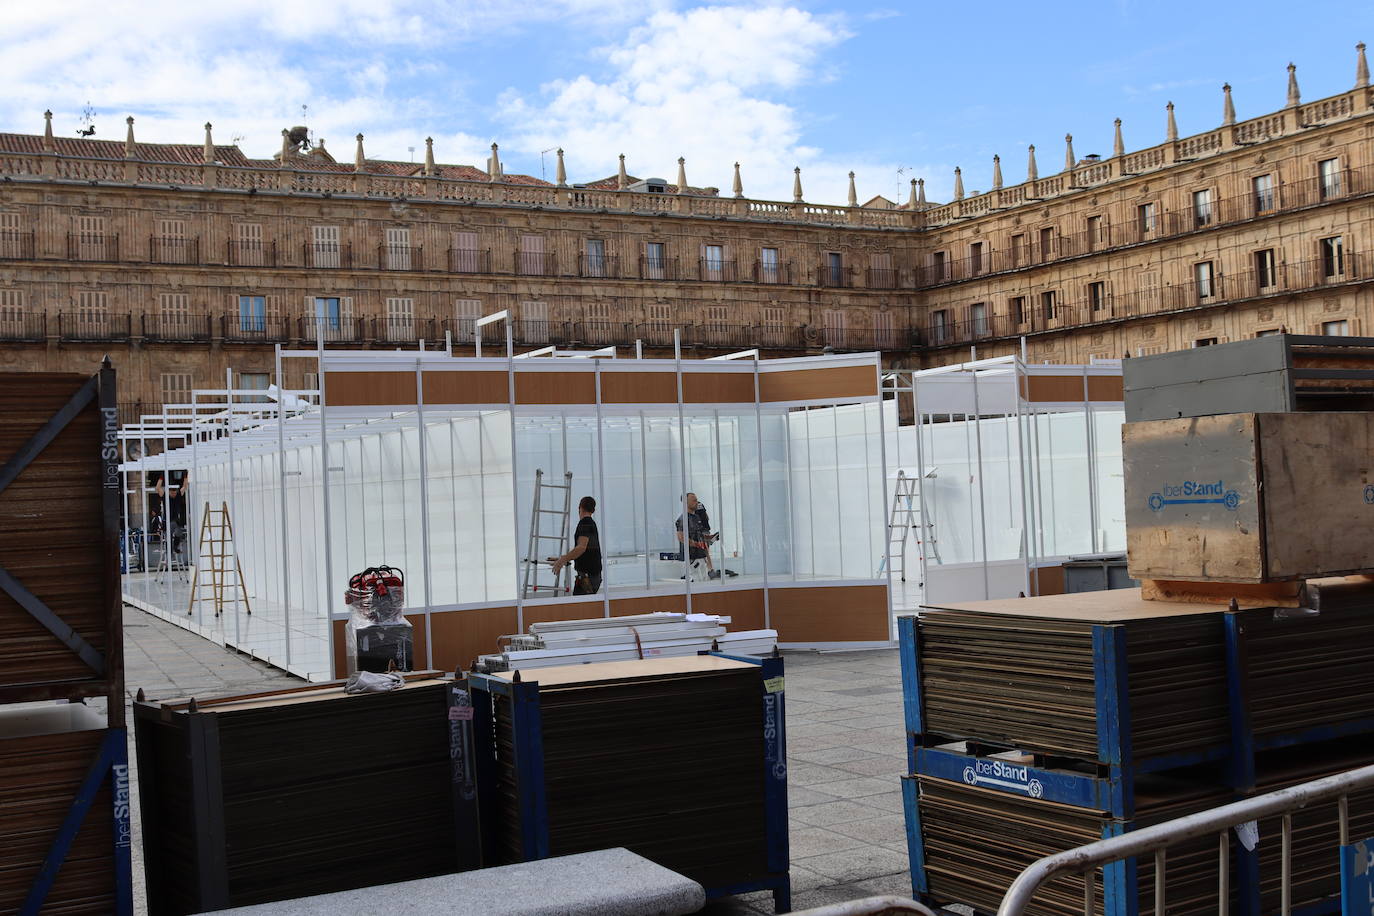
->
<box><xmin>121</xmin><ymin>605</ymin><xmax>918</xmax><ymax>915</ymax></box>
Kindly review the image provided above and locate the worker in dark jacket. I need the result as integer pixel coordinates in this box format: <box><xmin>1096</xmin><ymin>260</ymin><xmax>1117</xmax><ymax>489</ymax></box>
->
<box><xmin>675</xmin><ymin>492</ymin><xmax>736</xmax><ymax>580</ymax></box>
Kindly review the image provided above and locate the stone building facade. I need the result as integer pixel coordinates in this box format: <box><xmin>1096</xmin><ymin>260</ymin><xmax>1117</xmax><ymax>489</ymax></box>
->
<box><xmin>0</xmin><ymin>47</ymin><xmax>1370</xmax><ymax>420</ymax></box>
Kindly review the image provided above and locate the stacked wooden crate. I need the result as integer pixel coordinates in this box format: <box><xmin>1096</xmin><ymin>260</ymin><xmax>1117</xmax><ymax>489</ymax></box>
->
<box><xmin>467</xmin><ymin>653</ymin><xmax>791</xmax><ymax>913</ymax></box>
<box><xmin>0</xmin><ymin>363</ymin><xmax>132</xmax><ymax>916</ymax></box>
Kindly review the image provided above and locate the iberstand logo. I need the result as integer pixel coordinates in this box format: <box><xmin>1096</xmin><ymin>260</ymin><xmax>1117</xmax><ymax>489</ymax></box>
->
<box><xmin>1148</xmin><ymin>479</ymin><xmax>1241</xmax><ymax>512</ymax></box>
<box><xmin>961</xmin><ymin>759</ymin><xmax>1044</xmax><ymax>798</ymax></box>
<box><xmin>1364</xmin><ymin>484</ymin><xmax>1374</xmax><ymax>505</ymax></box>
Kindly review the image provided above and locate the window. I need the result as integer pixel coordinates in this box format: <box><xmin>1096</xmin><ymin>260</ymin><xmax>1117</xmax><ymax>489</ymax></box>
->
<box><xmin>384</xmin><ymin>297</ymin><xmax>414</xmax><ymax>339</ymax></box>
<box><xmin>703</xmin><ymin>244</ymin><xmax>725</xmax><ymax>279</ymax></box>
<box><xmin>451</xmin><ymin>230</ymin><xmax>480</xmax><ymax>272</ymax></box>
<box><xmin>1010</xmin><ymin>296</ymin><xmax>1026</xmax><ymax>326</ymax></box>
<box><xmin>869</xmin><ymin>252</ymin><xmax>894</xmax><ymax>287</ymax></box>
<box><xmin>453</xmin><ymin>298</ymin><xmax>481</xmax><ymax>342</ymax></box>
<box><xmin>156</xmin><ymin>218</ymin><xmax>188</xmax><ymax>263</ymax></box>
<box><xmin>969</xmin><ymin>242</ymin><xmax>984</xmax><ymax>275</ymax></box>
<box><xmin>520</xmin><ymin>300</ymin><xmax>549</xmax><ymax>343</ymax></box>
<box><xmin>311</xmin><ymin>225</ymin><xmax>340</xmax><ymax>268</ymax></box>
<box><xmin>77</xmin><ymin>290</ymin><xmax>108</xmax><ymax>332</ymax></box>
<box><xmin>931</xmin><ymin>309</ymin><xmax>950</xmax><ymax>344</ymax></box>
<box><xmin>1086</xmin><ymin>216</ymin><xmax>1103</xmax><ymax>250</ymax></box>
<box><xmin>823</xmin><ymin>308</ymin><xmax>847</xmax><ymax>348</ymax></box>
<box><xmin>1322</xmin><ymin>319</ymin><xmax>1350</xmax><ymax>336</ymax></box>
<box><xmin>874</xmin><ymin>310</ymin><xmax>896</xmax><ymax>348</ymax></box>
<box><xmin>1010</xmin><ymin>234</ymin><xmax>1026</xmax><ymax>267</ymax></box>
<box><xmin>76</xmin><ymin>215</ymin><xmax>107</xmax><ymax>260</ymax></box>
<box><xmin>234</xmin><ymin>223</ymin><xmax>264</xmax><ymax>266</ymax></box>
<box><xmin>313</xmin><ymin>297</ymin><xmax>346</xmax><ymax>338</ymax></box>
<box><xmin>1321</xmin><ymin>236</ymin><xmax>1345</xmax><ymax>278</ymax></box>
<box><xmin>1137</xmin><ymin>203</ymin><xmax>1157</xmax><ymax>235</ymax></box>
<box><xmin>761</xmin><ymin>305</ymin><xmax>785</xmax><ymax>345</ymax></box>
<box><xmin>969</xmin><ymin>302</ymin><xmax>988</xmax><ymax>337</ymax></box>
<box><xmin>1040</xmin><ymin>290</ymin><xmax>1057</xmax><ymax>321</ymax></box>
<box><xmin>1252</xmin><ymin>174</ymin><xmax>1275</xmax><ymax>214</ymax></box>
<box><xmin>518</xmin><ymin>235</ymin><xmax>545</xmax><ymax>275</ymax></box>
<box><xmin>239</xmin><ymin>372</ymin><xmax>270</xmax><ymax>402</ymax></box>
<box><xmin>238</xmin><ymin>295</ymin><xmax>266</xmax><ymax>332</ymax></box>
<box><xmin>0</xmin><ymin>288</ymin><xmax>24</xmax><ymax>335</ymax></box>
<box><xmin>1193</xmin><ymin>189</ymin><xmax>1213</xmax><ymax>227</ymax></box>
<box><xmin>1195</xmin><ymin>337</ymin><xmax>1219</xmax><ymax>347</ymax></box>
<box><xmin>1256</xmin><ymin>328</ymin><xmax>1282</xmax><ymax>337</ymax></box>
<box><xmin>303</xmin><ymin>371</ymin><xmax>320</xmax><ymax>391</ymax></box>
<box><xmin>759</xmin><ymin>247</ymin><xmax>780</xmax><ymax>283</ymax></box>
<box><xmin>585</xmin><ymin>239</ymin><xmax>607</xmax><ymax>277</ymax></box>
<box><xmin>932</xmin><ymin>251</ymin><xmax>947</xmax><ymax>281</ymax></box>
<box><xmin>1088</xmin><ymin>281</ymin><xmax>1106</xmax><ymax>312</ymax></box>
<box><xmin>0</xmin><ymin>212</ymin><xmax>22</xmax><ymax>258</ymax></box>
<box><xmin>1319</xmin><ymin>158</ymin><xmax>1341</xmax><ymax>199</ymax></box>
<box><xmin>159</xmin><ymin>293</ymin><xmax>189</xmax><ymax>336</ymax></box>
<box><xmin>160</xmin><ymin>373</ymin><xmax>193</xmax><ymax>408</ymax></box>
<box><xmin>1254</xmin><ymin>249</ymin><xmax>1277</xmax><ymax>290</ymax></box>
<box><xmin>826</xmin><ymin>251</ymin><xmax>844</xmax><ymax>287</ymax></box>
<box><xmin>1038</xmin><ymin>227</ymin><xmax>1054</xmax><ymax>260</ymax></box>
<box><xmin>384</xmin><ymin>227</ymin><xmax>411</xmax><ymax>270</ymax></box>
<box><xmin>644</xmin><ymin>241</ymin><xmax>667</xmax><ymax>279</ymax></box>
<box><xmin>1195</xmin><ymin>261</ymin><xmax>1215</xmax><ymax>299</ymax></box>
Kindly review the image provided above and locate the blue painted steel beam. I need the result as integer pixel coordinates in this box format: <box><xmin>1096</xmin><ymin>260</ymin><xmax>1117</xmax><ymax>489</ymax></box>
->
<box><xmin>510</xmin><ymin>679</ymin><xmax>550</xmax><ymax>861</ymax></box>
<box><xmin>901</xmin><ymin>776</ymin><xmax>928</xmax><ymax>898</ymax></box>
<box><xmin>1093</xmin><ymin>624</ymin><xmax>1135</xmax><ymax>819</ymax></box>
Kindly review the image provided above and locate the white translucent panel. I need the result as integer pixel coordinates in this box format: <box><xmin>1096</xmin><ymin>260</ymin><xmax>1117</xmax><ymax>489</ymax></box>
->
<box><xmin>759</xmin><ymin>411</ymin><xmax>793</xmax><ymax>578</ymax></box>
<box><xmin>1094</xmin><ymin>409</ymin><xmax>1127</xmax><ymax>553</ymax></box>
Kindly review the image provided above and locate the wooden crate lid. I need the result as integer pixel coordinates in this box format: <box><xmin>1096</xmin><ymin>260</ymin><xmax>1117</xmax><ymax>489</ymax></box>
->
<box><xmin>922</xmin><ymin>587</ymin><xmax>1225</xmax><ymax>623</ymax></box>
<box><xmin>488</xmin><ymin>655</ymin><xmax>758</xmax><ymax>688</ymax></box>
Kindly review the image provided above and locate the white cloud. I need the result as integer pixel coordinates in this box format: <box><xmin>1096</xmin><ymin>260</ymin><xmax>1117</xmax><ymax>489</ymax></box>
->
<box><xmin>498</xmin><ymin>4</ymin><xmax>944</xmax><ymax>204</ymax></box>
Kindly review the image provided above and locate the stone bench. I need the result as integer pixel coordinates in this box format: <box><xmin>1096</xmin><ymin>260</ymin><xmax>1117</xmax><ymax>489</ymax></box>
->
<box><xmin>204</xmin><ymin>848</ymin><xmax>706</xmax><ymax>916</ymax></box>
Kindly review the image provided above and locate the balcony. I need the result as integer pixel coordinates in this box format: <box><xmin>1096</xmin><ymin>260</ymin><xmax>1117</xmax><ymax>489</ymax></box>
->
<box><xmin>58</xmin><ymin>311</ymin><xmax>132</xmax><ymax>341</ymax></box>
<box><xmin>816</xmin><ymin>264</ymin><xmax>851</xmax><ymax>288</ymax></box>
<box><xmin>638</xmin><ymin>257</ymin><xmax>679</xmax><ymax>281</ymax></box>
<box><xmin>381</xmin><ymin>244</ymin><xmax>424</xmax><ymax>271</ymax></box>
<box><xmin>577</xmin><ymin>320</ymin><xmax>632</xmax><ymax>346</ymax></box>
<box><xmin>144</xmin><ymin>314</ymin><xmax>213</xmax><ymax>342</ymax></box>
<box><xmin>923</xmin><ymin>250</ymin><xmax>1367</xmax><ymax>349</ymax></box>
<box><xmin>300</xmin><ymin>316</ymin><xmax>364</xmax><ymax>344</ymax></box>
<box><xmin>0</xmin><ymin>312</ymin><xmax>48</xmax><ymax>341</ymax></box>
<box><xmin>578</xmin><ymin>254</ymin><xmax>619</xmax><ymax>279</ymax></box>
<box><xmin>753</xmin><ymin>260</ymin><xmax>793</xmax><ymax>284</ymax></box>
<box><xmin>865</xmin><ymin>267</ymin><xmax>901</xmax><ymax>289</ymax></box>
<box><xmin>228</xmin><ymin>239</ymin><xmax>277</xmax><ymax>267</ymax></box>
<box><xmin>0</xmin><ymin>230</ymin><xmax>36</xmax><ymax>260</ymax></box>
<box><xmin>515</xmin><ymin>251</ymin><xmax>558</xmax><ymax>277</ymax></box>
<box><xmin>697</xmin><ymin>259</ymin><xmax>738</xmax><ymax>282</ymax></box>
<box><xmin>449</xmin><ymin>248</ymin><xmax>490</xmax><ymax>273</ymax></box>
<box><xmin>67</xmin><ymin>233</ymin><xmax>119</xmax><ymax>262</ymax></box>
<box><xmin>222</xmin><ymin>314</ymin><xmax>293</xmax><ymax>343</ymax></box>
<box><xmin>304</xmin><ymin>242</ymin><xmax>352</xmax><ymax>269</ymax></box>
<box><xmin>149</xmin><ymin>236</ymin><xmax>199</xmax><ymax>265</ymax></box>
<box><xmin>372</xmin><ymin>316</ymin><xmax>444</xmax><ymax>343</ymax></box>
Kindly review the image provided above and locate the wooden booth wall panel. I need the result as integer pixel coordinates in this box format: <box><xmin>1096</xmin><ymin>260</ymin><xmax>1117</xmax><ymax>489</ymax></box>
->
<box><xmin>1031</xmin><ymin>564</ymin><xmax>1066</xmax><ymax>597</ymax></box>
<box><xmin>683</xmin><ymin>372</ymin><xmax>756</xmax><ymax>404</ymax></box>
<box><xmin>0</xmin><ymin>371</ymin><xmax>117</xmax><ymax>695</ymax></box>
<box><xmin>1020</xmin><ymin>374</ymin><xmax>1124</xmax><ymax>403</ymax></box>
<box><xmin>760</xmin><ymin>366</ymin><xmax>877</xmax><ymax>403</ymax></box>
<box><xmin>325</xmin><ymin>371</ymin><xmax>417</xmax><ymax>407</ymax></box>
<box><xmin>600</xmin><ymin>372</ymin><xmax>678</xmax><ymax>405</ymax></box>
<box><xmin>523</xmin><ymin>601</ymin><xmax>606</xmax><ymax>626</ymax></box>
<box><xmin>515</xmin><ymin>372</ymin><xmax>596</xmax><ymax>406</ymax></box>
<box><xmin>610</xmin><ymin>594</ymin><xmax>687</xmax><ymax>616</ymax></box>
<box><xmin>426</xmin><ymin>606</ymin><xmax>519</xmax><ymax>673</ymax></box>
<box><xmin>421</xmin><ymin>371</ymin><xmax>508</xmax><ymax>405</ymax></box>
<box><xmin>686</xmin><ymin>588</ymin><xmax>766</xmax><ymax>632</ymax></box>
<box><xmin>769</xmin><ymin>584</ymin><xmax>889</xmax><ymax>642</ymax></box>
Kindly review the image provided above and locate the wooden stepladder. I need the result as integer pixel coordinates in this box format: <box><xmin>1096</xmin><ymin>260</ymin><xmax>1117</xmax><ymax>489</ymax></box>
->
<box><xmin>187</xmin><ymin>501</ymin><xmax>251</xmax><ymax>618</ymax></box>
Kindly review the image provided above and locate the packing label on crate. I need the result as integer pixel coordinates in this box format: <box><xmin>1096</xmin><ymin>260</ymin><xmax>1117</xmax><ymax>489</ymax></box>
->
<box><xmin>764</xmin><ymin>676</ymin><xmax>785</xmax><ymax>694</ymax></box>
<box><xmin>1340</xmin><ymin>838</ymin><xmax>1374</xmax><ymax>915</ymax></box>
<box><xmin>960</xmin><ymin>758</ymin><xmax>1045</xmax><ymax>798</ymax></box>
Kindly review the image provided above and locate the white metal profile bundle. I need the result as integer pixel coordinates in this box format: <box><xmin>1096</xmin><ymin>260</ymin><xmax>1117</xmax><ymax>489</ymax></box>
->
<box><xmin>475</xmin><ymin>612</ymin><xmax>778</xmax><ymax>671</ymax></box>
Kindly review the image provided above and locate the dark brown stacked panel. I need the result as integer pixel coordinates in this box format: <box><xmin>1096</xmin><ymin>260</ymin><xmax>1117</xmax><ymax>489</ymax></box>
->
<box><xmin>135</xmin><ymin>676</ymin><xmax>469</xmax><ymax>915</ymax></box>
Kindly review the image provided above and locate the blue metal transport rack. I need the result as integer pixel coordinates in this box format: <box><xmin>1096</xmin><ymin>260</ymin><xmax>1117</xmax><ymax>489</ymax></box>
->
<box><xmin>467</xmin><ymin>652</ymin><xmax>791</xmax><ymax>912</ymax></box>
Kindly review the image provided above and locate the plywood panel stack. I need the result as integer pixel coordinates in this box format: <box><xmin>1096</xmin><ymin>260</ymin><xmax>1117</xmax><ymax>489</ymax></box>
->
<box><xmin>133</xmin><ymin>674</ymin><xmax>480</xmax><ymax>915</ymax></box>
<box><xmin>0</xmin><ymin>362</ymin><xmax>132</xmax><ymax>916</ymax></box>
<box><xmin>468</xmin><ymin>654</ymin><xmax>791</xmax><ymax>912</ymax></box>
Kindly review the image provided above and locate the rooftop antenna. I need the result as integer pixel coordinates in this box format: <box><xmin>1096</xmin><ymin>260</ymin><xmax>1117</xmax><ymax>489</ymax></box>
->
<box><xmin>76</xmin><ymin>101</ymin><xmax>96</xmax><ymax>137</ymax></box>
<box><xmin>540</xmin><ymin>147</ymin><xmax>557</xmax><ymax>182</ymax></box>
<box><xmin>408</xmin><ymin>146</ymin><xmax>416</xmax><ymax>162</ymax></box>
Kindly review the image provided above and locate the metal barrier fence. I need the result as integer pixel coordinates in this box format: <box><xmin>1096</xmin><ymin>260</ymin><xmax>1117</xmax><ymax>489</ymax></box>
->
<box><xmin>997</xmin><ymin>763</ymin><xmax>1374</xmax><ymax>916</ymax></box>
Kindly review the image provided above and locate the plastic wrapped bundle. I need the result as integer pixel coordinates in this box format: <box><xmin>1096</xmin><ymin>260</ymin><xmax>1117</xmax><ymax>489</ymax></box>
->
<box><xmin>344</xmin><ymin>566</ymin><xmax>413</xmax><ymax>674</ymax></box>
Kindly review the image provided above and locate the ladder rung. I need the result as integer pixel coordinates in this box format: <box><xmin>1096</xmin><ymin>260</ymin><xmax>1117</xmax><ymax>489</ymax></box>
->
<box><xmin>537</xmin><ymin>509</ymin><xmax>566</xmax><ymax>514</ymax></box>
<box><xmin>540</xmin><ymin>483</ymin><xmax>570</xmax><ymax>490</ymax></box>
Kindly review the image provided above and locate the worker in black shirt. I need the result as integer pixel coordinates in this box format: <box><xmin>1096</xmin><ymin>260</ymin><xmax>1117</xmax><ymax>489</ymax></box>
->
<box><xmin>675</xmin><ymin>492</ymin><xmax>737</xmax><ymax>580</ymax></box>
<box><xmin>550</xmin><ymin>496</ymin><xmax>601</xmax><ymax>595</ymax></box>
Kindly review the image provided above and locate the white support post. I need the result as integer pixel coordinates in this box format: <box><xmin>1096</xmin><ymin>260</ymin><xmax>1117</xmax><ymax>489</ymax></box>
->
<box><xmin>639</xmin><ymin>410</ymin><xmax>651</xmax><ymax>590</ymax></box>
<box><xmin>275</xmin><ymin>345</ymin><xmax>292</xmax><ymax>668</ymax></box>
<box><xmin>225</xmin><ymin>367</ymin><xmax>242</xmax><ymax>647</ymax></box>
<box><xmin>506</xmin><ymin>320</ymin><xmax>523</xmax><ymax>633</ymax></box>
<box><xmin>415</xmin><ymin>359</ymin><xmax>435</xmax><ymax>670</ymax></box>
<box><xmin>594</xmin><ymin>358</ymin><xmax>610</xmax><ymax>617</ymax></box>
<box><xmin>911</xmin><ymin>371</ymin><xmax>932</xmax><ymax>603</ymax></box>
<box><xmin>752</xmin><ymin>355</ymin><xmax>770</xmax><ymax>628</ymax></box>
<box><xmin>317</xmin><ymin>324</ymin><xmax>337</xmax><ymax>676</ymax></box>
<box><xmin>875</xmin><ymin>360</ymin><xmax>893</xmax><ymax>633</ymax></box>
<box><xmin>674</xmin><ymin>329</ymin><xmax>692</xmax><ymax>611</ymax></box>
<box><xmin>970</xmin><ymin>365</ymin><xmax>991</xmax><ymax>600</ymax></box>
<box><xmin>1013</xmin><ymin>359</ymin><xmax>1033</xmax><ymax>598</ymax></box>
<box><xmin>1082</xmin><ymin>365</ymin><xmax>1099</xmax><ymax>555</ymax></box>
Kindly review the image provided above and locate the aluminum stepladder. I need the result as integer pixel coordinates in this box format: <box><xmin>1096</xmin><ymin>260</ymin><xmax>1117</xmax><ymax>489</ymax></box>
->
<box><xmin>879</xmin><ymin>470</ymin><xmax>940</xmax><ymax>581</ymax></box>
<box><xmin>521</xmin><ymin>469</ymin><xmax>574</xmax><ymax>598</ymax></box>
<box><xmin>186</xmin><ymin>501</ymin><xmax>252</xmax><ymax>617</ymax></box>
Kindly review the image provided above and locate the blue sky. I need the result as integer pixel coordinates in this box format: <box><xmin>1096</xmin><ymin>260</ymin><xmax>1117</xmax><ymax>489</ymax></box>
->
<box><xmin>2</xmin><ymin>1</ymin><xmax>1369</xmax><ymax>204</ymax></box>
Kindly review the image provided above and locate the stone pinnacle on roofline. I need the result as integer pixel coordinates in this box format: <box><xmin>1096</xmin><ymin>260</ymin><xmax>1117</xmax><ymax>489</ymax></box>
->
<box><xmin>1113</xmin><ymin>119</ymin><xmax>1124</xmax><ymax>158</ymax></box>
<box><xmin>847</xmin><ymin>171</ymin><xmax>857</xmax><ymax>207</ymax></box>
<box><xmin>1063</xmin><ymin>133</ymin><xmax>1075</xmax><ymax>172</ymax></box>
<box><xmin>1356</xmin><ymin>42</ymin><xmax>1369</xmax><ymax>89</ymax></box>
<box><xmin>917</xmin><ymin>177</ymin><xmax>926</xmax><ymax>205</ymax></box>
<box><xmin>1286</xmin><ymin>62</ymin><xmax>1301</xmax><ymax>108</ymax></box>
<box><xmin>42</xmin><ymin>110</ymin><xmax>54</xmax><ymax>152</ymax></box>
<box><xmin>556</xmin><ymin>148</ymin><xmax>566</xmax><ymax>187</ymax></box>
<box><xmin>280</xmin><ymin>128</ymin><xmax>290</xmax><ymax>165</ymax></box>
<box><xmin>792</xmin><ymin>167</ymin><xmax>803</xmax><ymax>203</ymax></box>
<box><xmin>953</xmin><ymin>166</ymin><xmax>963</xmax><ymax>200</ymax></box>
<box><xmin>204</xmin><ymin>123</ymin><xmax>214</xmax><ymax>164</ymax></box>
<box><xmin>424</xmin><ymin>137</ymin><xmax>435</xmax><ymax>176</ymax></box>
<box><xmin>1027</xmin><ymin>144</ymin><xmax>1037</xmax><ymax>182</ymax></box>
<box><xmin>1222</xmin><ymin>84</ymin><xmax>1236</xmax><ymax>126</ymax></box>
<box><xmin>617</xmin><ymin>154</ymin><xmax>628</xmax><ymax>190</ymax></box>
<box><xmin>488</xmin><ymin>142</ymin><xmax>501</xmax><ymax>181</ymax></box>
<box><xmin>676</xmin><ymin>157</ymin><xmax>687</xmax><ymax>195</ymax></box>
<box><xmin>1166</xmin><ymin>102</ymin><xmax>1178</xmax><ymax>141</ymax></box>
<box><xmin>732</xmin><ymin>162</ymin><xmax>743</xmax><ymax>198</ymax></box>
<box><xmin>355</xmin><ymin>134</ymin><xmax>366</xmax><ymax>170</ymax></box>
<box><xmin>991</xmin><ymin>155</ymin><xmax>1002</xmax><ymax>190</ymax></box>
<box><xmin>125</xmin><ymin>116</ymin><xmax>135</xmax><ymax>158</ymax></box>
